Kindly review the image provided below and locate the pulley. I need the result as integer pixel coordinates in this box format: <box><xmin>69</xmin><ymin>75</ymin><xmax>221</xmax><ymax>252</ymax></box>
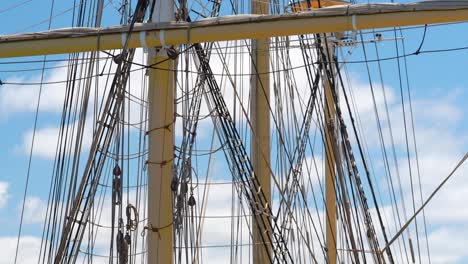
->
<box><xmin>166</xmin><ymin>46</ymin><xmax>178</xmax><ymax>60</ymax></box>
<box><xmin>117</xmin><ymin>231</ymin><xmax>128</xmax><ymax>264</ymax></box>
<box><xmin>125</xmin><ymin>232</ymin><xmax>131</xmax><ymax>245</ymax></box>
<box><xmin>112</xmin><ymin>165</ymin><xmax>122</xmax><ymax>205</ymax></box>
<box><xmin>171</xmin><ymin>177</ymin><xmax>178</xmax><ymax>192</ymax></box>
<box><xmin>180</xmin><ymin>181</ymin><xmax>188</xmax><ymax>194</ymax></box>
<box><xmin>188</xmin><ymin>195</ymin><xmax>196</xmax><ymax>207</ymax></box>
<box><xmin>113</xmin><ymin>164</ymin><xmax>122</xmax><ymax>176</ymax></box>
<box><xmin>113</xmin><ymin>53</ymin><xmax>124</xmax><ymax>64</ymax></box>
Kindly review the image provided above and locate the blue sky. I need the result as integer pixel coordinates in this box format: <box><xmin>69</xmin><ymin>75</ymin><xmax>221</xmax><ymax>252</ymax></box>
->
<box><xmin>0</xmin><ymin>0</ymin><xmax>467</xmax><ymax>263</ymax></box>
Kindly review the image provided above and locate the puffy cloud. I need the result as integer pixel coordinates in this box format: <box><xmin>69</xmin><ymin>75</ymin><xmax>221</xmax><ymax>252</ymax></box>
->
<box><xmin>425</xmin><ymin>226</ymin><xmax>468</xmax><ymax>263</ymax></box>
<box><xmin>12</xmin><ymin>50</ymin><xmax>149</xmax><ymax>160</ymax></box>
<box><xmin>0</xmin><ymin>181</ymin><xmax>9</xmax><ymax>209</ymax></box>
<box><xmin>0</xmin><ymin>50</ymin><xmax>147</xmax><ymax>119</ymax></box>
<box><xmin>22</xmin><ymin>196</ymin><xmax>47</xmax><ymax>224</ymax></box>
<box><xmin>0</xmin><ymin>67</ymin><xmax>68</xmax><ymax>117</ymax></box>
<box><xmin>19</xmin><ymin>119</ymin><xmax>93</xmax><ymax>160</ymax></box>
<box><xmin>0</xmin><ymin>236</ymin><xmax>42</xmax><ymax>264</ymax></box>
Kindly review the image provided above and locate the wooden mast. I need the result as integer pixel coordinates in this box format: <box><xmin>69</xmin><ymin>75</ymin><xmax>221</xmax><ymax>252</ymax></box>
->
<box><xmin>147</xmin><ymin>0</ymin><xmax>175</xmax><ymax>263</ymax></box>
<box><xmin>290</xmin><ymin>4</ymin><xmax>341</xmax><ymax>263</ymax></box>
<box><xmin>251</xmin><ymin>0</ymin><xmax>271</xmax><ymax>263</ymax></box>
<box><xmin>323</xmin><ymin>34</ymin><xmax>337</xmax><ymax>264</ymax></box>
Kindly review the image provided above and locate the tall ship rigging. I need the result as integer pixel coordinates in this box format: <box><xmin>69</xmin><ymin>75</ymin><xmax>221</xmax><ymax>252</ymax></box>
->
<box><xmin>0</xmin><ymin>0</ymin><xmax>467</xmax><ymax>263</ymax></box>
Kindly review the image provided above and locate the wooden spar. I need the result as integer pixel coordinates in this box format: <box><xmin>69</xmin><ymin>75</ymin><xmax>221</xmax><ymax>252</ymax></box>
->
<box><xmin>251</xmin><ymin>0</ymin><xmax>271</xmax><ymax>263</ymax></box>
<box><xmin>147</xmin><ymin>0</ymin><xmax>175</xmax><ymax>263</ymax></box>
<box><xmin>1</xmin><ymin>1</ymin><xmax>468</xmax><ymax>58</ymax></box>
<box><xmin>323</xmin><ymin>33</ymin><xmax>338</xmax><ymax>264</ymax></box>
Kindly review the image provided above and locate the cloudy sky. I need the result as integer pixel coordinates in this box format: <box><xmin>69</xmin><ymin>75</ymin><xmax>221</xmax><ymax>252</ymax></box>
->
<box><xmin>0</xmin><ymin>1</ymin><xmax>467</xmax><ymax>264</ymax></box>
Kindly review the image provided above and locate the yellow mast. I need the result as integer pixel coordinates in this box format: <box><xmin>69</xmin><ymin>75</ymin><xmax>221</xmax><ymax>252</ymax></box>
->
<box><xmin>251</xmin><ymin>0</ymin><xmax>271</xmax><ymax>263</ymax></box>
<box><xmin>323</xmin><ymin>38</ymin><xmax>337</xmax><ymax>264</ymax></box>
<box><xmin>147</xmin><ymin>0</ymin><xmax>175</xmax><ymax>263</ymax></box>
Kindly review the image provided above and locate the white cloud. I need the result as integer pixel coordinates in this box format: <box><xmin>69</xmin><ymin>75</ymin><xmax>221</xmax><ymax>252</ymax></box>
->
<box><xmin>342</xmin><ymin>76</ymin><xmax>396</xmax><ymax>119</ymax></box>
<box><xmin>8</xmin><ymin>50</ymin><xmax>151</xmax><ymax>160</ymax></box>
<box><xmin>0</xmin><ymin>236</ymin><xmax>42</xmax><ymax>264</ymax></box>
<box><xmin>0</xmin><ymin>181</ymin><xmax>9</xmax><ymax>209</ymax></box>
<box><xmin>0</xmin><ymin>68</ymin><xmax>68</xmax><ymax>117</ymax></box>
<box><xmin>22</xmin><ymin>196</ymin><xmax>47</xmax><ymax>224</ymax></box>
<box><xmin>425</xmin><ymin>226</ymin><xmax>468</xmax><ymax>263</ymax></box>
<box><xmin>0</xmin><ymin>236</ymin><xmax>83</xmax><ymax>264</ymax></box>
<box><xmin>0</xmin><ymin>50</ymin><xmax>148</xmax><ymax>119</ymax></box>
<box><xmin>20</xmin><ymin>119</ymin><xmax>93</xmax><ymax>160</ymax></box>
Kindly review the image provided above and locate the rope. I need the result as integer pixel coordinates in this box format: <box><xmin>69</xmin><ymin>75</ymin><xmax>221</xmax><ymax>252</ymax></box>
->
<box><xmin>382</xmin><ymin>153</ymin><xmax>468</xmax><ymax>253</ymax></box>
<box><xmin>143</xmin><ymin>222</ymin><xmax>173</xmax><ymax>239</ymax></box>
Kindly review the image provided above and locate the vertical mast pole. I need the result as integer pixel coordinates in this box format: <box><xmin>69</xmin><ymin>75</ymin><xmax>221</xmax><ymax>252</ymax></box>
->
<box><xmin>147</xmin><ymin>0</ymin><xmax>175</xmax><ymax>263</ymax></box>
<box><xmin>251</xmin><ymin>0</ymin><xmax>271</xmax><ymax>263</ymax></box>
<box><xmin>323</xmin><ymin>33</ymin><xmax>337</xmax><ymax>264</ymax></box>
